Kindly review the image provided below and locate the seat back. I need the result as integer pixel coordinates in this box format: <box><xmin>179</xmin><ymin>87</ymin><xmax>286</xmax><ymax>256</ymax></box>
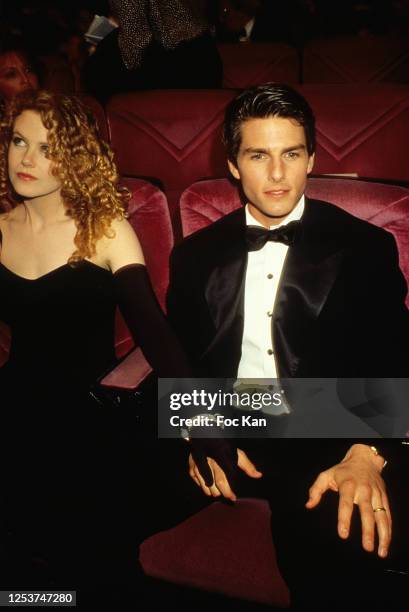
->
<box><xmin>107</xmin><ymin>85</ymin><xmax>409</xmax><ymax>233</ymax></box>
<box><xmin>106</xmin><ymin>90</ymin><xmax>238</xmax><ymax>236</ymax></box>
<box><xmin>218</xmin><ymin>42</ymin><xmax>299</xmax><ymax>88</ymax></box>
<box><xmin>300</xmin><ymin>84</ymin><xmax>409</xmax><ymax>183</ymax></box>
<box><xmin>303</xmin><ymin>36</ymin><xmax>409</xmax><ymax>84</ymax></box>
<box><xmin>79</xmin><ymin>94</ymin><xmax>109</xmax><ymax>142</ymax></box>
<box><xmin>180</xmin><ymin>177</ymin><xmax>409</xmax><ymax>305</ymax></box>
<box><xmin>306</xmin><ymin>177</ymin><xmax>409</xmax><ymax>304</ymax></box>
<box><xmin>114</xmin><ymin>178</ymin><xmax>174</xmax><ymax>357</ymax></box>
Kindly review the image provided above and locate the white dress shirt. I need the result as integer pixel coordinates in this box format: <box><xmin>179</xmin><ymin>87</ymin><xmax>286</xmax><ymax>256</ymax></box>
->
<box><xmin>237</xmin><ymin>197</ymin><xmax>305</xmax><ymax>379</ymax></box>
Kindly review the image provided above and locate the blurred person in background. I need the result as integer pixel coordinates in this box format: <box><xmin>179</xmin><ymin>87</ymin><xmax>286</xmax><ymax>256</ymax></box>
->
<box><xmin>0</xmin><ymin>34</ymin><xmax>40</xmax><ymax>107</ymax></box>
<box><xmin>83</xmin><ymin>0</ymin><xmax>223</xmax><ymax>102</ymax></box>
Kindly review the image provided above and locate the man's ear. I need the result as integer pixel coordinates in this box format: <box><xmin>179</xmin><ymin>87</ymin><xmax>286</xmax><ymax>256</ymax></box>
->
<box><xmin>228</xmin><ymin>159</ymin><xmax>241</xmax><ymax>180</ymax></box>
<box><xmin>307</xmin><ymin>153</ymin><xmax>315</xmax><ymax>175</ymax></box>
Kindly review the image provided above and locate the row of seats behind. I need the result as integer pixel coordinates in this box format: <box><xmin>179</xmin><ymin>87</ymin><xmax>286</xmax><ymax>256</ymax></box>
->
<box><xmin>217</xmin><ymin>38</ymin><xmax>409</xmax><ymax>88</ymax></box>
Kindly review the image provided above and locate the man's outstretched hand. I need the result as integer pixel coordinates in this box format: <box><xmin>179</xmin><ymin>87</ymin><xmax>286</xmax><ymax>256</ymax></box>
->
<box><xmin>306</xmin><ymin>444</ymin><xmax>391</xmax><ymax>558</ymax></box>
<box><xmin>189</xmin><ymin>441</ymin><xmax>262</xmax><ymax>501</ymax></box>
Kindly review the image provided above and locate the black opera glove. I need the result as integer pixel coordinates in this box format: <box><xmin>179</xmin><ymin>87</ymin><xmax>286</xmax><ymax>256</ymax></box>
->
<box><xmin>113</xmin><ymin>263</ymin><xmax>192</xmax><ymax>378</ymax></box>
<box><xmin>189</xmin><ymin>433</ymin><xmax>239</xmax><ymax>489</ymax></box>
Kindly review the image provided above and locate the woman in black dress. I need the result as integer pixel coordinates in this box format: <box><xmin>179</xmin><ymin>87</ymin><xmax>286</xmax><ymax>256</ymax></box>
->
<box><xmin>0</xmin><ymin>89</ymin><xmax>190</xmax><ymax>603</ymax></box>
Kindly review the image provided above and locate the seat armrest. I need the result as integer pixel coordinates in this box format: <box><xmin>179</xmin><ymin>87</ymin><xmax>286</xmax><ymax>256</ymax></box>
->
<box><xmin>100</xmin><ymin>346</ymin><xmax>152</xmax><ymax>391</ymax></box>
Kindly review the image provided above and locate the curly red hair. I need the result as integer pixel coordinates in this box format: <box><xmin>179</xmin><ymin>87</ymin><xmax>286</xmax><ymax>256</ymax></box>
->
<box><xmin>0</xmin><ymin>90</ymin><xmax>129</xmax><ymax>262</ymax></box>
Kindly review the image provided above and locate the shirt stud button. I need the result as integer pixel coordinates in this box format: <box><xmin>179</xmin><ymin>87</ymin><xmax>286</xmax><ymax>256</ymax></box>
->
<box><xmin>267</xmin><ymin>311</ymin><xmax>273</xmax><ymax>317</ymax></box>
<box><xmin>267</xmin><ymin>273</ymin><xmax>273</xmax><ymax>279</ymax></box>
<box><xmin>267</xmin><ymin>349</ymin><xmax>273</xmax><ymax>355</ymax></box>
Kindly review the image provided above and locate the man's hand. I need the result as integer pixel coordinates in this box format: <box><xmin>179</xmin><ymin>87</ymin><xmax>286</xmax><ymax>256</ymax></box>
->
<box><xmin>189</xmin><ymin>447</ymin><xmax>262</xmax><ymax>501</ymax></box>
<box><xmin>306</xmin><ymin>444</ymin><xmax>391</xmax><ymax>557</ymax></box>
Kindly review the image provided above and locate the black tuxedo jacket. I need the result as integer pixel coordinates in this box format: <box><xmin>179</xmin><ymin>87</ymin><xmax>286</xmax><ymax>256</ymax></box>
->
<box><xmin>167</xmin><ymin>199</ymin><xmax>409</xmax><ymax>380</ymax></box>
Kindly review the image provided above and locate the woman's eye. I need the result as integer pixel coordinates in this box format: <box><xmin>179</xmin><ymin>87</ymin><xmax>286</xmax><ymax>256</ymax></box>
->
<box><xmin>40</xmin><ymin>144</ymin><xmax>49</xmax><ymax>154</ymax></box>
<box><xmin>12</xmin><ymin>136</ymin><xmax>25</xmax><ymax>146</ymax></box>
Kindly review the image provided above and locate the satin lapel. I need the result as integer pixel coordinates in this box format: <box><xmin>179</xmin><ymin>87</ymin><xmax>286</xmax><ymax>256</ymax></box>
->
<box><xmin>273</xmin><ymin>199</ymin><xmax>346</xmax><ymax>377</ymax></box>
<box><xmin>203</xmin><ymin>208</ymin><xmax>247</xmax><ymax>358</ymax></box>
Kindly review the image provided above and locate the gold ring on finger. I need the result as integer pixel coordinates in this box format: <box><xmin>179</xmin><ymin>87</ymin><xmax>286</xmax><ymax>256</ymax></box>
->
<box><xmin>373</xmin><ymin>507</ymin><xmax>387</xmax><ymax>513</ymax></box>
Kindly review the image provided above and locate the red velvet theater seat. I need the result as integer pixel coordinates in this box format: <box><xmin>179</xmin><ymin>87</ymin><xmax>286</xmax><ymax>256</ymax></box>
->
<box><xmin>299</xmin><ymin>84</ymin><xmax>409</xmax><ymax>183</ymax></box>
<box><xmin>106</xmin><ymin>90</ymin><xmax>238</xmax><ymax>235</ymax></box>
<box><xmin>139</xmin><ymin>498</ymin><xmax>291</xmax><ymax>608</ymax></box>
<box><xmin>180</xmin><ymin>177</ymin><xmax>409</xmax><ymax>305</ymax></box>
<box><xmin>218</xmin><ymin>42</ymin><xmax>299</xmax><ymax>88</ymax></box>
<box><xmin>303</xmin><ymin>36</ymin><xmax>409</xmax><ymax>84</ymax></box>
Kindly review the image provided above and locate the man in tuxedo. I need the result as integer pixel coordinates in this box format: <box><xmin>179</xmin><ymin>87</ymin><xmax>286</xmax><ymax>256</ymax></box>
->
<box><xmin>167</xmin><ymin>83</ymin><xmax>408</xmax><ymax>610</ymax></box>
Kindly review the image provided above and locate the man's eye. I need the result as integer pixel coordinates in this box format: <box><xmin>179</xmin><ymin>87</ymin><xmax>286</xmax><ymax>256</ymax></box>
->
<box><xmin>250</xmin><ymin>153</ymin><xmax>265</xmax><ymax>160</ymax></box>
<box><xmin>286</xmin><ymin>151</ymin><xmax>299</xmax><ymax>160</ymax></box>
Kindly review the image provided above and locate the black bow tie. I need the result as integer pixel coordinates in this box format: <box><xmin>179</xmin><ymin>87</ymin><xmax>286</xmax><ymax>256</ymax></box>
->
<box><xmin>245</xmin><ymin>220</ymin><xmax>301</xmax><ymax>251</ymax></box>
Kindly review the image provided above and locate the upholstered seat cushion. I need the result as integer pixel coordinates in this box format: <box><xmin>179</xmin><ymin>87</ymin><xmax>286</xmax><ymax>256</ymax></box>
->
<box><xmin>139</xmin><ymin>498</ymin><xmax>290</xmax><ymax>607</ymax></box>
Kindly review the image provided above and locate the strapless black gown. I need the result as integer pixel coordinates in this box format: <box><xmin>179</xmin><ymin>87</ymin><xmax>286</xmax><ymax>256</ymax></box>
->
<box><xmin>0</xmin><ymin>261</ymin><xmax>151</xmax><ymax>593</ymax></box>
<box><xmin>0</xmin><ymin>260</ymin><xmax>117</xmax><ymax>397</ymax></box>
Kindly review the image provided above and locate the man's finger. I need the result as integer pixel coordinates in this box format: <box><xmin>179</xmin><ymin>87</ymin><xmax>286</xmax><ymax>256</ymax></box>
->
<box><xmin>336</xmin><ymin>479</ymin><xmax>356</xmax><ymax>538</ymax></box>
<box><xmin>192</xmin><ymin>456</ymin><xmax>237</xmax><ymax>500</ymax></box>
<box><xmin>357</xmin><ymin>497</ymin><xmax>376</xmax><ymax>552</ymax></box>
<box><xmin>373</xmin><ymin>495</ymin><xmax>392</xmax><ymax>558</ymax></box>
<box><xmin>193</xmin><ymin>464</ymin><xmax>213</xmax><ymax>496</ymax></box>
<box><xmin>305</xmin><ymin>472</ymin><xmax>330</xmax><ymax>509</ymax></box>
<box><xmin>190</xmin><ymin>471</ymin><xmax>202</xmax><ymax>489</ymax></box>
<box><xmin>237</xmin><ymin>449</ymin><xmax>263</xmax><ymax>478</ymax></box>
<box><xmin>212</xmin><ymin>462</ymin><xmax>237</xmax><ymax>501</ymax></box>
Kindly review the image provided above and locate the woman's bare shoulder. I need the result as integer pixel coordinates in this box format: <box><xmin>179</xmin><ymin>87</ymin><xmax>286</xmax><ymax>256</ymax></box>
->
<box><xmin>96</xmin><ymin>216</ymin><xmax>145</xmax><ymax>273</ymax></box>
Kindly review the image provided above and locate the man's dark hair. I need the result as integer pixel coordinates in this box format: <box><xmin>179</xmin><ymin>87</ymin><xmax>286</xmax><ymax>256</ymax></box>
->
<box><xmin>223</xmin><ymin>82</ymin><xmax>316</xmax><ymax>164</ymax></box>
